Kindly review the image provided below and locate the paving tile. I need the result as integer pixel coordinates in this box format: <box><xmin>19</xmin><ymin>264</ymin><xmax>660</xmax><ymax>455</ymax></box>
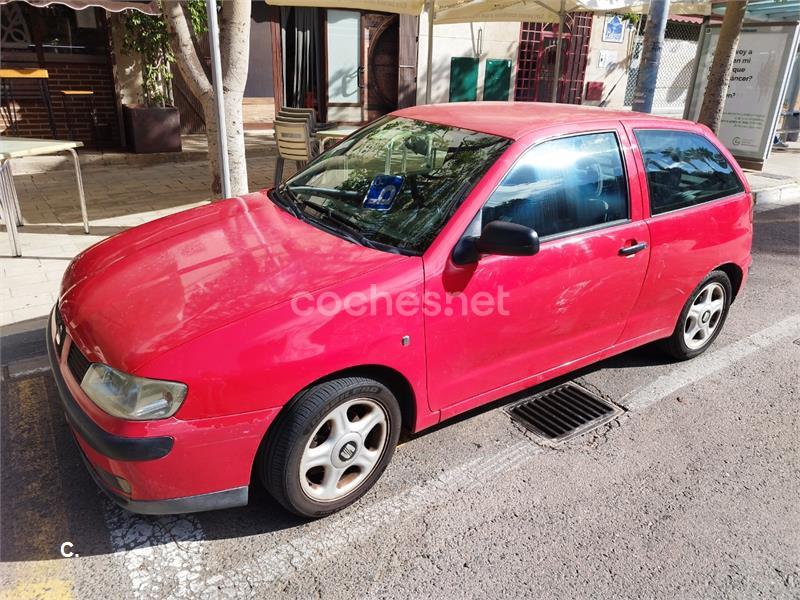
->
<box><xmin>11</xmin><ymin>304</ymin><xmax>53</xmax><ymax>323</ymax></box>
<box><xmin>9</xmin><ymin>281</ymin><xmax>59</xmax><ymax>298</ymax></box>
<box><xmin>1</xmin><ymin>271</ymin><xmax>49</xmax><ymax>287</ymax></box>
<box><xmin>2</xmin><ymin>293</ymin><xmax>57</xmax><ymax>312</ymax></box>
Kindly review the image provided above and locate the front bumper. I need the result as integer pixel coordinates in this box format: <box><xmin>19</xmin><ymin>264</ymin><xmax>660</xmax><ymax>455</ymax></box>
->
<box><xmin>47</xmin><ymin>306</ymin><xmax>260</xmax><ymax>515</ymax></box>
<box><xmin>47</xmin><ymin>311</ymin><xmax>173</xmax><ymax>462</ymax></box>
<box><xmin>75</xmin><ymin>442</ymin><xmax>248</xmax><ymax>515</ymax></box>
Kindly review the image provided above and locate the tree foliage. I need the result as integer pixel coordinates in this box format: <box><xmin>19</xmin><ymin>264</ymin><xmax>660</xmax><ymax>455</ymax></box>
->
<box><xmin>121</xmin><ymin>10</ymin><xmax>174</xmax><ymax>107</ymax></box>
<box><xmin>120</xmin><ymin>1</ymin><xmax>210</xmax><ymax>107</ymax></box>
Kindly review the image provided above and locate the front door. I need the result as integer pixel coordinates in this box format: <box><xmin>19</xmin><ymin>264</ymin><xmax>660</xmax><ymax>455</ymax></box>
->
<box><xmin>424</xmin><ymin>128</ymin><xmax>650</xmax><ymax>412</ymax></box>
<box><xmin>361</xmin><ymin>13</ymin><xmax>399</xmax><ymax>121</ymax></box>
<box><xmin>325</xmin><ymin>10</ymin><xmax>398</xmax><ymax>123</ymax></box>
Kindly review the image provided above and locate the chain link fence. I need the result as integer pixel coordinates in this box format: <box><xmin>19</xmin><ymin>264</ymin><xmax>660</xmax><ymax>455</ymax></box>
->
<box><xmin>624</xmin><ymin>19</ymin><xmax>703</xmax><ymax>116</ymax></box>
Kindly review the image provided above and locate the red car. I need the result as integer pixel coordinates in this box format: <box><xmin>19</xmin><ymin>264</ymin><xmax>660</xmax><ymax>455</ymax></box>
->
<box><xmin>48</xmin><ymin>103</ymin><xmax>752</xmax><ymax>517</ymax></box>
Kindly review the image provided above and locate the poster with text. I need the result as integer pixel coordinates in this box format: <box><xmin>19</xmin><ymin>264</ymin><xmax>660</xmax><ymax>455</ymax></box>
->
<box><xmin>687</xmin><ymin>23</ymin><xmax>800</xmax><ymax>163</ymax></box>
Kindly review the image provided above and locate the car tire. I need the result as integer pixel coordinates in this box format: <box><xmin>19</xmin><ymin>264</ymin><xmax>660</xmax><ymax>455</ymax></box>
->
<box><xmin>662</xmin><ymin>270</ymin><xmax>733</xmax><ymax>361</ymax></box>
<box><xmin>259</xmin><ymin>377</ymin><xmax>402</xmax><ymax>518</ymax></box>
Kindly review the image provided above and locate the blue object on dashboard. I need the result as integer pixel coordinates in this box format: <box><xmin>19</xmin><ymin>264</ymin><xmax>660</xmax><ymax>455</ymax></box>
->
<box><xmin>363</xmin><ymin>174</ymin><xmax>404</xmax><ymax>211</ymax></box>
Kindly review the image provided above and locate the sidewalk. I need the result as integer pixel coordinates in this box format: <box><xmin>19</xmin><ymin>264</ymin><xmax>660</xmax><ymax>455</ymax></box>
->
<box><xmin>746</xmin><ymin>142</ymin><xmax>800</xmax><ymax>212</ymax></box>
<box><xmin>1</xmin><ymin>140</ymin><xmax>798</xmax><ymax>334</ymax></box>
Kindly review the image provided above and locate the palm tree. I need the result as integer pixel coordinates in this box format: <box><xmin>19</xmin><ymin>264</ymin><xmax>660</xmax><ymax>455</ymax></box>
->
<box><xmin>698</xmin><ymin>1</ymin><xmax>748</xmax><ymax>133</ymax></box>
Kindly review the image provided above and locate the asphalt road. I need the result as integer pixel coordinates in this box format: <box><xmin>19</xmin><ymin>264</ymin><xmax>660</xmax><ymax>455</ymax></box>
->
<box><xmin>1</xmin><ymin>204</ymin><xmax>798</xmax><ymax>599</ymax></box>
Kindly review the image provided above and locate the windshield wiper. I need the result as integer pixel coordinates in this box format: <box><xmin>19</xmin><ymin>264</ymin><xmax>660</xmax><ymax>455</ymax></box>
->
<box><xmin>304</xmin><ymin>203</ymin><xmax>382</xmax><ymax>251</ymax></box>
<box><xmin>288</xmin><ymin>185</ymin><xmax>360</xmax><ymax>201</ymax></box>
<box><xmin>269</xmin><ymin>186</ymin><xmax>303</xmax><ymax>219</ymax></box>
<box><xmin>282</xmin><ymin>187</ymin><xmax>411</xmax><ymax>255</ymax></box>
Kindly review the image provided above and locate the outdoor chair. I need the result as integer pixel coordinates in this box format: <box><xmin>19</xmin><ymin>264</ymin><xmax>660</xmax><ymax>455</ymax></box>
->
<box><xmin>273</xmin><ymin>118</ymin><xmax>316</xmax><ymax>184</ymax></box>
<box><xmin>278</xmin><ymin>107</ymin><xmax>334</xmax><ymax>133</ymax></box>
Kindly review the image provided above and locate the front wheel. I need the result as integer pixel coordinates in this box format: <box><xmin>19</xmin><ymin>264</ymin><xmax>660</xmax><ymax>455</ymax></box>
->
<box><xmin>662</xmin><ymin>270</ymin><xmax>732</xmax><ymax>360</ymax></box>
<box><xmin>259</xmin><ymin>377</ymin><xmax>401</xmax><ymax>518</ymax></box>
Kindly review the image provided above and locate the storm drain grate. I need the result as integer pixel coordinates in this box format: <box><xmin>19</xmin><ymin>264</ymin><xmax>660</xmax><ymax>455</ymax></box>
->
<box><xmin>506</xmin><ymin>383</ymin><xmax>624</xmax><ymax>444</ymax></box>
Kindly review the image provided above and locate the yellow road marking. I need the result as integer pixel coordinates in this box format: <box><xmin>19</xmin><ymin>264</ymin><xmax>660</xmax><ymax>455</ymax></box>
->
<box><xmin>1</xmin><ymin>375</ymin><xmax>74</xmax><ymax>598</ymax></box>
<box><xmin>0</xmin><ymin>578</ymin><xmax>72</xmax><ymax>600</ymax></box>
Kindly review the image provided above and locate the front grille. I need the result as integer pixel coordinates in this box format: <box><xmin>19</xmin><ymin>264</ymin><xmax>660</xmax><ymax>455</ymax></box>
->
<box><xmin>67</xmin><ymin>341</ymin><xmax>92</xmax><ymax>384</ymax></box>
<box><xmin>507</xmin><ymin>383</ymin><xmax>624</xmax><ymax>444</ymax></box>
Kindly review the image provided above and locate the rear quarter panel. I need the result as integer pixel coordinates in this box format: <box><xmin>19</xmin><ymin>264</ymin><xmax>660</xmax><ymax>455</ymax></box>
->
<box><xmin>618</xmin><ymin>120</ymin><xmax>753</xmax><ymax>342</ymax></box>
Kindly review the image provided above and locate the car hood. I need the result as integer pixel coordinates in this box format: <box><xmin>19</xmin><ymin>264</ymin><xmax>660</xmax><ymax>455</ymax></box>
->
<box><xmin>60</xmin><ymin>191</ymin><xmax>405</xmax><ymax>373</ymax></box>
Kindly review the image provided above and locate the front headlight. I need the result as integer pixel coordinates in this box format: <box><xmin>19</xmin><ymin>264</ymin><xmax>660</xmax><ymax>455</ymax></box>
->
<box><xmin>80</xmin><ymin>363</ymin><xmax>187</xmax><ymax>421</ymax></box>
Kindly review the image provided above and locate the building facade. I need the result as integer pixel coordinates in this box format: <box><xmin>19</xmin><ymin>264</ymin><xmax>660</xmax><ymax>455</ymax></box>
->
<box><xmin>0</xmin><ymin>2</ymin><xmax>121</xmax><ymax>147</ymax></box>
<box><xmin>0</xmin><ymin>1</ymin><xmax>735</xmax><ymax>153</ymax></box>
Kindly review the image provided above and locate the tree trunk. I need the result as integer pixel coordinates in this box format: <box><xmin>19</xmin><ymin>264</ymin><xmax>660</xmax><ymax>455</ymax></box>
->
<box><xmin>219</xmin><ymin>0</ymin><xmax>251</xmax><ymax>197</ymax></box>
<box><xmin>698</xmin><ymin>1</ymin><xmax>748</xmax><ymax>132</ymax></box>
<box><xmin>201</xmin><ymin>99</ymin><xmax>221</xmax><ymax>196</ymax></box>
<box><xmin>162</xmin><ymin>0</ymin><xmax>250</xmax><ymax>198</ymax></box>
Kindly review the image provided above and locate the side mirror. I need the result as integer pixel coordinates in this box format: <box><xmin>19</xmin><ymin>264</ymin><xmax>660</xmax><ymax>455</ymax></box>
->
<box><xmin>452</xmin><ymin>220</ymin><xmax>539</xmax><ymax>265</ymax></box>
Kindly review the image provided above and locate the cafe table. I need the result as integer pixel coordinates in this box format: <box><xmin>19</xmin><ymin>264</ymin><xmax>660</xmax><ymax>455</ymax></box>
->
<box><xmin>316</xmin><ymin>125</ymin><xmax>359</xmax><ymax>154</ymax></box>
<box><xmin>0</xmin><ymin>137</ymin><xmax>89</xmax><ymax>257</ymax></box>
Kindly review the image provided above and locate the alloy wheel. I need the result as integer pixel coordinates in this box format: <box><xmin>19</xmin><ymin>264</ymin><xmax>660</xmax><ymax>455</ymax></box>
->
<box><xmin>299</xmin><ymin>398</ymin><xmax>388</xmax><ymax>502</ymax></box>
<box><xmin>683</xmin><ymin>282</ymin><xmax>726</xmax><ymax>350</ymax></box>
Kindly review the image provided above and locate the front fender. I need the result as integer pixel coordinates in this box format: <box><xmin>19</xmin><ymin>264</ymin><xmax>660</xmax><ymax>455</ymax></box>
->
<box><xmin>135</xmin><ymin>258</ymin><xmax>431</xmax><ymax>428</ymax></box>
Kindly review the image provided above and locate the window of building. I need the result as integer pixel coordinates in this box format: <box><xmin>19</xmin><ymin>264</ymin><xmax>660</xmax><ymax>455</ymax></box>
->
<box><xmin>1</xmin><ymin>4</ymin><xmax>108</xmax><ymax>56</ymax></box>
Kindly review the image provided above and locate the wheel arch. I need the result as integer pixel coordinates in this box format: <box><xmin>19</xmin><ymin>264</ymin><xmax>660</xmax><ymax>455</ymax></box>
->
<box><xmin>714</xmin><ymin>262</ymin><xmax>743</xmax><ymax>302</ymax></box>
<box><xmin>251</xmin><ymin>364</ymin><xmax>418</xmax><ymax>489</ymax></box>
<box><xmin>313</xmin><ymin>364</ymin><xmax>417</xmax><ymax>432</ymax></box>
<box><xmin>259</xmin><ymin>363</ymin><xmax>417</xmax><ymax>450</ymax></box>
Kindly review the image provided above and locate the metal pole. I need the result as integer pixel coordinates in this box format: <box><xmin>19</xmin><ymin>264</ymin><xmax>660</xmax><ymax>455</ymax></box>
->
<box><xmin>551</xmin><ymin>0</ymin><xmax>566</xmax><ymax>103</ymax></box>
<box><xmin>631</xmin><ymin>0</ymin><xmax>669</xmax><ymax>113</ymax></box>
<box><xmin>206</xmin><ymin>0</ymin><xmax>231</xmax><ymax>198</ymax></box>
<box><xmin>425</xmin><ymin>0</ymin><xmax>435</xmax><ymax>104</ymax></box>
<box><xmin>684</xmin><ymin>15</ymin><xmax>709</xmax><ymax>120</ymax></box>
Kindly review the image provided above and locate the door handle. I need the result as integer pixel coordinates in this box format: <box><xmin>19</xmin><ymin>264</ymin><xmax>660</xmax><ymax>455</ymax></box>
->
<box><xmin>619</xmin><ymin>242</ymin><xmax>648</xmax><ymax>256</ymax></box>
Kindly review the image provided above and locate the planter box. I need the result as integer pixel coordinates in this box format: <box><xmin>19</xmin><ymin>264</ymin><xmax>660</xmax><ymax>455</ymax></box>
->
<box><xmin>123</xmin><ymin>105</ymin><xmax>182</xmax><ymax>154</ymax></box>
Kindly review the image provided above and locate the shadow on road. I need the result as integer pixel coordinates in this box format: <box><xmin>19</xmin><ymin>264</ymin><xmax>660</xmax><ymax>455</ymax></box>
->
<box><xmin>0</xmin><ymin>339</ymin><xmax>668</xmax><ymax>563</ymax></box>
<box><xmin>0</xmin><ymin>360</ymin><xmax>302</xmax><ymax>563</ymax></box>
<box><xmin>752</xmin><ymin>204</ymin><xmax>800</xmax><ymax>257</ymax></box>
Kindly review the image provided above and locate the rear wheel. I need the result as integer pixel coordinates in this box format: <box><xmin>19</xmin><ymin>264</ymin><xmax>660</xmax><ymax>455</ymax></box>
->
<box><xmin>260</xmin><ymin>377</ymin><xmax>401</xmax><ymax>518</ymax></box>
<box><xmin>663</xmin><ymin>270</ymin><xmax>732</xmax><ymax>360</ymax></box>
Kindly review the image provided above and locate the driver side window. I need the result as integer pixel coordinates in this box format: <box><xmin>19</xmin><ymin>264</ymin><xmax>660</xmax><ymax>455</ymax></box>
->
<box><xmin>481</xmin><ymin>132</ymin><xmax>629</xmax><ymax>238</ymax></box>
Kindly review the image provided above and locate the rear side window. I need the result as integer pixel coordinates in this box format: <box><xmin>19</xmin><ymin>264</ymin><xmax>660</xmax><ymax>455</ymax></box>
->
<box><xmin>481</xmin><ymin>132</ymin><xmax>628</xmax><ymax>238</ymax></box>
<box><xmin>635</xmin><ymin>129</ymin><xmax>744</xmax><ymax>215</ymax></box>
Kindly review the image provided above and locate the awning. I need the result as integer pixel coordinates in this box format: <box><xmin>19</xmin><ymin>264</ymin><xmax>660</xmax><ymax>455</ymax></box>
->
<box><xmin>265</xmin><ymin>0</ymin><xmax>424</xmax><ymax>16</ymax></box>
<box><xmin>433</xmin><ymin>0</ymin><xmax>712</xmax><ymax>24</ymax></box>
<box><xmin>265</xmin><ymin>0</ymin><xmax>713</xmax><ymax>23</ymax></box>
<box><xmin>715</xmin><ymin>0</ymin><xmax>800</xmax><ymax>22</ymax></box>
<box><xmin>0</xmin><ymin>0</ymin><xmax>159</xmax><ymax>14</ymax></box>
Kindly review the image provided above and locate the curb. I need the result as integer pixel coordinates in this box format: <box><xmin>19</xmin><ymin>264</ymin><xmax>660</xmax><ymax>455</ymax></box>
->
<box><xmin>751</xmin><ymin>181</ymin><xmax>800</xmax><ymax>207</ymax></box>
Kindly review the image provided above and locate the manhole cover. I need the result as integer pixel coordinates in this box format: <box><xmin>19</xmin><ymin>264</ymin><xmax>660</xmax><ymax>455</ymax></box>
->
<box><xmin>506</xmin><ymin>383</ymin><xmax>624</xmax><ymax>444</ymax></box>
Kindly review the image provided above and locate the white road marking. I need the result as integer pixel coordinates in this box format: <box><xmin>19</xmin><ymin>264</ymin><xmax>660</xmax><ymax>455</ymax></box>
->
<box><xmin>103</xmin><ymin>314</ymin><xmax>800</xmax><ymax>594</ymax></box>
<box><xmin>621</xmin><ymin>314</ymin><xmax>800</xmax><ymax>411</ymax></box>
<box><xmin>211</xmin><ymin>440</ymin><xmax>541</xmax><ymax>595</ymax></box>
<box><xmin>102</xmin><ymin>500</ymin><xmax>208</xmax><ymax>599</ymax></box>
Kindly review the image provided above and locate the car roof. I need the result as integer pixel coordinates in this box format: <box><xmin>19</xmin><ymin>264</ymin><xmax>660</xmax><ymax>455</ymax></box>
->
<box><xmin>393</xmin><ymin>102</ymin><xmax>692</xmax><ymax>141</ymax></box>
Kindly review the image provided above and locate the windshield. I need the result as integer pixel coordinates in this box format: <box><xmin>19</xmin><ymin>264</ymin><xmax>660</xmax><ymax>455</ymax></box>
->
<box><xmin>281</xmin><ymin>116</ymin><xmax>510</xmax><ymax>254</ymax></box>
